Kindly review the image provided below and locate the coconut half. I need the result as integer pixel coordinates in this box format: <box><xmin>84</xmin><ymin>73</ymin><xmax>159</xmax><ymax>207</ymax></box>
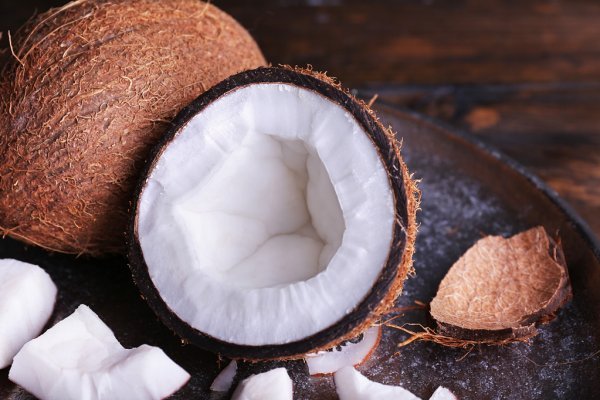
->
<box><xmin>129</xmin><ymin>67</ymin><xmax>418</xmax><ymax>359</ymax></box>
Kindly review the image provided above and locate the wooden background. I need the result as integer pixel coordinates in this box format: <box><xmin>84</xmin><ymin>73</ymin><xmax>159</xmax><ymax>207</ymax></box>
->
<box><xmin>1</xmin><ymin>0</ymin><xmax>599</xmax><ymax>238</ymax></box>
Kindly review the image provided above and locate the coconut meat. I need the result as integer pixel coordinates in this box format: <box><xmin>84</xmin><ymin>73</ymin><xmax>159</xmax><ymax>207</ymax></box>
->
<box><xmin>0</xmin><ymin>259</ymin><xmax>57</xmax><ymax>369</ymax></box>
<box><xmin>305</xmin><ymin>326</ymin><xmax>381</xmax><ymax>375</ymax></box>
<box><xmin>138</xmin><ymin>83</ymin><xmax>395</xmax><ymax>345</ymax></box>
<box><xmin>334</xmin><ymin>366</ymin><xmax>420</xmax><ymax>400</ymax></box>
<box><xmin>211</xmin><ymin>360</ymin><xmax>238</xmax><ymax>392</ymax></box>
<box><xmin>429</xmin><ymin>386</ymin><xmax>457</xmax><ymax>400</ymax></box>
<box><xmin>9</xmin><ymin>305</ymin><xmax>189</xmax><ymax>400</ymax></box>
<box><xmin>231</xmin><ymin>367</ymin><xmax>293</xmax><ymax>400</ymax></box>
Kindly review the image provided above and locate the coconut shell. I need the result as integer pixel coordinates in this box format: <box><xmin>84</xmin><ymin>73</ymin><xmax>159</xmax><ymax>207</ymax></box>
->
<box><xmin>128</xmin><ymin>66</ymin><xmax>420</xmax><ymax>360</ymax></box>
<box><xmin>0</xmin><ymin>0</ymin><xmax>266</xmax><ymax>255</ymax></box>
<box><xmin>430</xmin><ymin>226</ymin><xmax>572</xmax><ymax>342</ymax></box>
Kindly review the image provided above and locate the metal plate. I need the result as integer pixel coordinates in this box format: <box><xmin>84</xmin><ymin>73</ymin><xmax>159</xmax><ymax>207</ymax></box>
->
<box><xmin>1</xmin><ymin>105</ymin><xmax>599</xmax><ymax>399</ymax></box>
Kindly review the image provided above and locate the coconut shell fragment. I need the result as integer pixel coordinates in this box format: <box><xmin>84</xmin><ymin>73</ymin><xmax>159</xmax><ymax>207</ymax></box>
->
<box><xmin>0</xmin><ymin>0</ymin><xmax>266</xmax><ymax>255</ymax></box>
<box><xmin>430</xmin><ymin>226</ymin><xmax>571</xmax><ymax>342</ymax></box>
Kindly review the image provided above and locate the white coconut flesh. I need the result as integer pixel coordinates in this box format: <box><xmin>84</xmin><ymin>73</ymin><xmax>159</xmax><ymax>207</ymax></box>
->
<box><xmin>0</xmin><ymin>258</ymin><xmax>57</xmax><ymax>369</ymax></box>
<box><xmin>231</xmin><ymin>367</ymin><xmax>293</xmax><ymax>400</ymax></box>
<box><xmin>334</xmin><ymin>366</ymin><xmax>420</xmax><ymax>400</ymax></box>
<box><xmin>429</xmin><ymin>386</ymin><xmax>457</xmax><ymax>400</ymax></box>
<box><xmin>305</xmin><ymin>326</ymin><xmax>381</xmax><ymax>375</ymax></box>
<box><xmin>211</xmin><ymin>360</ymin><xmax>238</xmax><ymax>392</ymax></box>
<box><xmin>9</xmin><ymin>305</ymin><xmax>190</xmax><ymax>400</ymax></box>
<box><xmin>138</xmin><ymin>83</ymin><xmax>396</xmax><ymax>345</ymax></box>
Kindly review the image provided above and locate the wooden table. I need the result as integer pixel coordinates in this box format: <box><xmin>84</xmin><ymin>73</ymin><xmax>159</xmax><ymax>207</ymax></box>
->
<box><xmin>2</xmin><ymin>0</ymin><xmax>599</xmax><ymax>237</ymax></box>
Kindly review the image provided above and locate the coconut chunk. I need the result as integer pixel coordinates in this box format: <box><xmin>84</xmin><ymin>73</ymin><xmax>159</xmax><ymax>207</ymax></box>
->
<box><xmin>430</xmin><ymin>226</ymin><xmax>571</xmax><ymax>341</ymax></box>
<box><xmin>334</xmin><ymin>366</ymin><xmax>420</xmax><ymax>400</ymax></box>
<box><xmin>429</xmin><ymin>386</ymin><xmax>457</xmax><ymax>400</ymax></box>
<box><xmin>306</xmin><ymin>326</ymin><xmax>381</xmax><ymax>375</ymax></box>
<box><xmin>9</xmin><ymin>305</ymin><xmax>189</xmax><ymax>400</ymax></box>
<box><xmin>0</xmin><ymin>259</ymin><xmax>57</xmax><ymax>369</ymax></box>
<box><xmin>231</xmin><ymin>367</ymin><xmax>293</xmax><ymax>400</ymax></box>
<box><xmin>211</xmin><ymin>360</ymin><xmax>237</xmax><ymax>392</ymax></box>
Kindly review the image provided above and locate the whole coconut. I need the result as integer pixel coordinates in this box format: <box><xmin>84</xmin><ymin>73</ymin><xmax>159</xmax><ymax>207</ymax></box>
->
<box><xmin>0</xmin><ymin>0</ymin><xmax>266</xmax><ymax>255</ymax></box>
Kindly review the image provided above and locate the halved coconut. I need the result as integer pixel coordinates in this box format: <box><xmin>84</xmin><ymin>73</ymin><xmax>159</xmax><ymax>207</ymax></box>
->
<box><xmin>129</xmin><ymin>67</ymin><xmax>418</xmax><ymax>359</ymax></box>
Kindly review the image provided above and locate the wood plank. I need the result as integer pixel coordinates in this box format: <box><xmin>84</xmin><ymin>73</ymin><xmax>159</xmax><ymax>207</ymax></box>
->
<box><xmin>221</xmin><ymin>0</ymin><xmax>600</xmax><ymax>86</ymax></box>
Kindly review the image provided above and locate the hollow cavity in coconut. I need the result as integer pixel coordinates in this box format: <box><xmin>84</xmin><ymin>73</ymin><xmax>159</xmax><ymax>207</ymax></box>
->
<box><xmin>129</xmin><ymin>67</ymin><xmax>419</xmax><ymax>360</ymax></box>
<box><xmin>0</xmin><ymin>0</ymin><xmax>266</xmax><ymax>255</ymax></box>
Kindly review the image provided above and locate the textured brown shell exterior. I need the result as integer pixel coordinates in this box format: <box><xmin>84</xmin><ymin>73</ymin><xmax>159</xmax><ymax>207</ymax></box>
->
<box><xmin>0</xmin><ymin>0</ymin><xmax>266</xmax><ymax>255</ymax></box>
<box><xmin>430</xmin><ymin>226</ymin><xmax>572</xmax><ymax>341</ymax></box>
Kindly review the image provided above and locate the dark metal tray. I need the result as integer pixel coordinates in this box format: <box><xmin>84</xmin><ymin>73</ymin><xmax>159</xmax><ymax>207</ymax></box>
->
<box><xmin>1</xmin><ymin>104</ymin><xmax>598</xmax><ymax>399</ymax></box>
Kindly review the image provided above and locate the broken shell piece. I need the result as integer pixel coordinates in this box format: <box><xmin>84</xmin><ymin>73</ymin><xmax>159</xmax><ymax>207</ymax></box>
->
<box><xmin>9</xmin><ymin>305</ymin><xmax>189</xmax><ymax>400</ymax></box>
<box><xmin>334</xmin><ymin>366</ymin><xmax>420</xmax><ymax>400</ymax></box>
<box><xmin>231</xmin><ymin>367</ymin><xmax>293</xmax><ymax>400</ymax></box>
<box><xmin>211</xmin><ymin>360</ymin><xmax>237</xmax><ymax>392</ymax></box>
<box><xmin>0</xmin><ymin>258</ymin><xmax>57</xmax><ymax>369</ymax></box>
<box><xmin>306</xmin><ymin>326</ymin><xmax>382</xmax><ymax>375</ymax></box>
<box><xmin>430</xmin><ymin>226</ymin><xmax>571</xmax><ymax>342</ymax></box>
<box><xmin>429</xmin><ymin>386</ymin><xmax>457</xmax><ymax>400</ymax></box>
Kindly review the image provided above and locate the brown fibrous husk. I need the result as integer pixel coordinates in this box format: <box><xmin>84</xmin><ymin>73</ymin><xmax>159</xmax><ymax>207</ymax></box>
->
<box><xmin>0</xmin><ymin>0</ymin><xmax>266</xmax><ymax>255</ymax></box>
<box><xmin>397</xmin><ymin>227</ymin><xmax>571</xmax><ymax>348</ymax></box>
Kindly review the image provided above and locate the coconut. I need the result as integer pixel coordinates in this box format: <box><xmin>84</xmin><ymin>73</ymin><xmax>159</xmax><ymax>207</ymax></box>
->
<box><xmin>129</xmin><ymin>66</ymin><xmax>419</xmax><ymax>360</ymax></box>
<box><xmin>333</xmin><ymin>366</ymin><xmax>420</xmax><ymax>400</ymax></box>
<box><xmin>231</xmin><ymin>368</ymin><xmax>293</xmax><ymax>400</ymax></box>
<box><xmin>429</xmin><ymin>386</ymin><xmax>457</xmax><ymax>400</ymax></box>
<box><xmin>211</xmin><ymin>360</ymin><xmax>238</xmax><ymax>392</ymax></box>
<box><xmin>0</xmin><ymin>258</ymin><xmax>57</xmax><ymax>369</ymax></box>
<box><xmin>305</xmin><ymin>326</ymin><xmax>382</xmax><ymax>376</ymax></box>
<box><xmin>9</xmin><ymin>304</ymin><xmax>190</xmax><ymax>400</ymax></box>
<box><xmin>430</xmin><ymin>226</ymin><xmax>571</xmax><ymax>342</ymax></box>
<box><xmin>0</xmin><ymin>0</ymin><xmax>266</xmax><ymax>255</ymax></box>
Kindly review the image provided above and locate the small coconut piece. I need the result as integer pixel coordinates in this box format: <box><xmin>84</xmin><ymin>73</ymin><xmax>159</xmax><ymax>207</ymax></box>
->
<box><xmin>305</xmin><ymin>326</ymin><xmax>382</xmax><ymax>375</ymax></box>
<box><xmin>334</xmin><ymin>366</ymin><xmax>420</xmax><ymax>400</ymax></box>
<box><xmin>430</xmin><ymin>226</ymin><xmax>571</xmax><ymax>341</ymax></box>
<box><xmin>129</xmin><ymin>66</ymin><xmax>419</xmax><ymax>359</ymax></box>
<box><xmin>429</xmin><ymin>386</ymin><xmax>457</xmax><ymax>400</ymax></box>
<box><xmin>0</xmin><ymin>258</ymin><xmax>57</xmax><ymax>369</ymax></box>
<box><xmin>0</xmin><ymin>0</ymin><xmax>266</xmax><ymax>255</ymax></box>
<box><xmin>9</xmin><ymin>305</ymin><xmax>189</xmax><ymax>400</ymax></box>
<box><xmin>211</xmin><ymin>360</ymin><xmax>238</xmax><ymax>392</ymax></box>
<box><xmin>231</xmin><ymin>367</ymin><xmax>293</xmax><ymax>400</ymax></box>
